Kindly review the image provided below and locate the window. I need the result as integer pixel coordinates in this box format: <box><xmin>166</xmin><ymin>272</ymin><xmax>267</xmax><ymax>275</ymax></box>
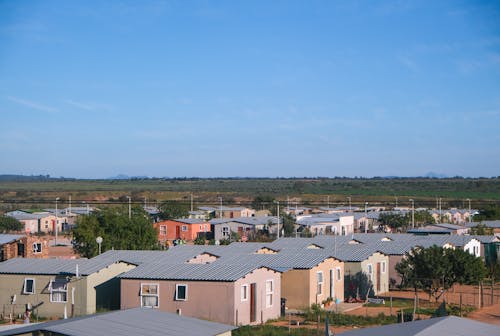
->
<box><xmin>241</xmin><ymin>284</ymin><xmax>248</xmax><ymax>301</ymax></box>
<box><xmin>176</xmin><ymin>284</ymin><xmax>187</xmax><ymax>301</ymax></box>
<box><xmin>23</xmin><ymin>278</ymin><xmax>35</xmax><ymax>294</ymax></box>
<box><xmin>381</xmin><ymin>261</ymin><xmax>386</xmax><ymax>273</ymax></box>
<box><xmin>265</xmin><ymin>280</ymin><xmax>273</xmax><ymax>307</ymax></box>
<box><xmin>49</xmin><ymin>280</ymin><xmax>68</xmax><ymax>302</ymax></box>
<box><xmin>33</xmin><ymin>243</ymin><xmax>42</xmax><ymax>254</ymax></box>
<box><xmin>181</xmin><ymin>225</ymin><xmax>188</xmax><ymax>232</ymax></box>
<box><xmin>317</xmin><ymin>271</ymin><xmax>323</xmax><ymax>295</ymax></box>
<box><xmin>140</xmin><ymin>283</ymin><xmax>159</xmax><ymax>308</ymax></box>
<box><xmin>367</xmin><ymin>264</ymin><xmax>373</xmax><ymax>281</ymax></box>
<box><xmin>336</xmin><ymin>267</ymin><xmax>342</xmax><ymax>281</ymax></box>
<box><xmin>160</xmin><ymin>225</ymin><xmax>166</xmax><ymax>235</ymax></box>
<box><xmin>222</xmin><ymin>227</ymin><xmax>229</xmax><ymax>236</ymax></box>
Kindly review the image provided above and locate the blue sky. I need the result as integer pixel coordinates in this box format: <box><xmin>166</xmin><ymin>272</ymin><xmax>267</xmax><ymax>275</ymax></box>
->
<box><xmin>1</xmin><ymin>1</ymin><xmax>499</xmax><ymax>178</ymax></box>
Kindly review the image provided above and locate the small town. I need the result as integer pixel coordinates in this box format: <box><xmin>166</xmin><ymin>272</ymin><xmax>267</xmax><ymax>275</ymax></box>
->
<box><xmin>1</xmin><ymin>1</ymin><xmax>500</xmax><ymax>335</ymax></box>
<box><xmin>0</xmin><ymin>190</ymin><xmax>499</xmax><ymax>335</ymax></box>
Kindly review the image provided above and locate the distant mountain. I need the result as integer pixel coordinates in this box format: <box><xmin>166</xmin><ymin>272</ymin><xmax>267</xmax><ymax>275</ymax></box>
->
<box><xmin>106</xmin><ymin>174</ymin><xmax>150</xmax><ymax>180</ymax></box>
<box><xmin>424</xmin><ymin>172</ymin><xmax>448</xmax><ymax>178</ymax></box>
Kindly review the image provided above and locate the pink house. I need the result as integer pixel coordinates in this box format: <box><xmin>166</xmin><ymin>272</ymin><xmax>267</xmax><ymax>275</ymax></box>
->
<box><xmin>120</xmin><ymin>261</ymin><xmax>281</xmax><ymax>326</ymax></box>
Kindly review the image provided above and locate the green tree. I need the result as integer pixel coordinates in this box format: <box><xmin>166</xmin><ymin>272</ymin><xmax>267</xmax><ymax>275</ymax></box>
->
<box><xmin>378</xmin><ymin>213</ymin><xmax>409</xmax><ymax>231</ymax></box>
<box><xmin>396</xmin><ymin>246</ymin><xmax>486</xmax><ymax>301</ymax></box>
<box><xmin>0</xmin><ymin>215</ymin><xmax>23</xmax><ymax>232</ymax></box>
<box><xmin>72</xmin><ymin>206</ymin><xmax>158</xmax><ymax>258</ymax></box>
<box><xmin>281</xmin><ymin>213</ymin><xmax>296</xmax><ymax>237</ymax></box>
<box><xmin>251</xmin><ymin>195</ymin><xmax>275</xmax><ymax>211</ymax></box>
<box><xmin>158</xmin><ymin>201</ymin><xmax>189</xmax><ymax>220</ymax></box>
<box><xmin>413</xmin><ymin>210</ymin><xmax>435</xmax><ymax>226</ymax></box>
<box><xmin>469</xmin><ymin>223</ymin><xmax>494</xmax><ymax>235</ymax></box>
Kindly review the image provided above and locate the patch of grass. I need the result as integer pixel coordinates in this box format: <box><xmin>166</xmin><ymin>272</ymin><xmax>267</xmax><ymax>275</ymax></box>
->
<box><xmin>233</xmin><ymin>325</ymin><xmax>319</xmax><ymax>336</ymax></box>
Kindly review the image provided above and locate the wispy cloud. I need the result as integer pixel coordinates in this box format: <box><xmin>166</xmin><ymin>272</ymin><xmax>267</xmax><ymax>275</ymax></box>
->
<box><xmin>6</xmin><ymin>96</ymin><xmax>57</xmax><ymax>113</ymax></box>
<box><xmin>64</xmin><ymin>99</ymin><xmax>94</xmax><ymax>111</ymax></box>
<box><xmin>64</xmin><ymin>99</ymin><xmax>115</xmax><ymax>112</ymax></box>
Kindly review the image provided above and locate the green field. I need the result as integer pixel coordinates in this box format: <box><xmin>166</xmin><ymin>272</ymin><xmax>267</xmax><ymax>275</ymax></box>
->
<box><xmin>0</xmin><ymin>177</ymin><xmax>499</xmax><ymax>211</ymax></box>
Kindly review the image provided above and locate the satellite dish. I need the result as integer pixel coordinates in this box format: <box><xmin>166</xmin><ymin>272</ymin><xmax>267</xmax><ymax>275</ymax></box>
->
<box><xmin>96</xmin><ymin>236</ymin><xmax>103</xmax><ymax>244</ymax></box>
<box><xmin>215</xmin><ymin>240</ymin><xmax>220</xmax><ymax>246</ymax></box>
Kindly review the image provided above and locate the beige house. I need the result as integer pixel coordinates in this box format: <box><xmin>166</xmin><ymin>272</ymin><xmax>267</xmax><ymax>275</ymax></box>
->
<box><xmin>5</xmin><ymin>211</ymin><xmax>67</xmax><ymax>234</ymax></box>
<box><xmin>0</xmin><ymin>258</ymin><xmax>136</xmax><ymax>319</ymax></box>
<box><xmin>279</xmin><ymin>256</ymin><xmax>344</xmax><ymax>309</ymax></box>
<box><xmin>120</xmin><ymin>262</ymin><xmax>281</xmax><ymax>326</ymax></box>
<box><xmin>338</xmin><ymin>249</ymin><xmax>389</xmax><ymax>296</ymax></box>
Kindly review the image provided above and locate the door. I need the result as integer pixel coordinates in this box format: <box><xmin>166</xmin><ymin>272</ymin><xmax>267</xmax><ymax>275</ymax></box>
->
<box><xmin>376</xmin><ymin>263</ymin><xmax>381</xmax><ymax>293</ymax></box>
<box><xmin>250</xmin><ymin>283</ymin><xmax>257</xmax><ymax>322</ymax></box>
<box><xmin>175</xmin><ymin>226</ymin><xmax>180</xmax><ymax>239</ymax></box>
<box><xmin>329</xmin><ymin>269</ymin><xmax>334</xmax><ymax>298</ymax></box>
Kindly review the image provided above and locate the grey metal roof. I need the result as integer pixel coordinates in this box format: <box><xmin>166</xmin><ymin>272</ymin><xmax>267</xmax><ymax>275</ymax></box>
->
<box><xmin>339</xmin><ymin>315</ymin><xmax>500</xmax><ymax>336</ymax></box>
<box><xmin>0</xmin><ymin>256</ymin><xmax>136</xmax><ymax>276</ymax></box>
<box><xmin>0</xmin><ymin>234</ymin><xmax>24</xmax><ymax>245</ymax></box>
<box><xmin>0</xmin><ymin>307</ymin><xmax>236</xmax><ymax>336</ymax></box>
<box><xmin>119</xmin><ymin>261</ymin><xmax>280</xmax><ymax>281</ymax></box>
<box><xmin>210</xmin><ymin>216</ymin><xmax>278</xmax><ymax>226</ymax></box>
<box><xmin>173</xmin><ymin>218</ymin><xmax>208</xmax><ymax>224</ymax></box>
<box><xmin>465</xmin><ymin>220</ymin><xmax>500</xmax><ymax>229</ymax></box>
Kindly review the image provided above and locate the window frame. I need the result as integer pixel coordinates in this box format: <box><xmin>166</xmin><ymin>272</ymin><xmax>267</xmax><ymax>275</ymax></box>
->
<box><xmin>317</xmin><ymin>271</ymin><xmax>324</xmax><ymax>295</ymax></box>
<box><xmin>181</xmin><ymin>225</ymin><xmax>188</xmax><ymax>232</ymax></box>
<box><xmin>140</xmin><ymin>283</ymin><xmax>159</xmax><ymax>308</ymax></box>
<box><xmin>265</xmin><ymin>280</ymin><xmax>273</xmax><ymax>307</ymax></box>
<box><xmin>367</xmin><ymin>264</ymin><xmax>373</xmax><ymax>281</ymax></box>
<box><xmin>49</xmin><ymin>279</ymin><xmax>68</xmax><ymax>303</ymax></box>
<box><xmin>159</xmin><ymin>225</ymin><xmax>167</xmax><ymax>235</ymax></box>
<box><xmin>241</xmin><ymin>284</ymin><xmax>249</xmax><ymax>302</ymax></box>
<box><xmin>33</xmin><ymin>243</ymin><xmax>42</xmax><ymax>254</ymax></box>
<box><xmin>23</xmin><ymin>278</ymin><xmax>35</xmax><ymax>295</ymax></box>
<box><xmin>336</xmin><ymin>267</ymin><xmax>342</xmax><ymax>281</ymax></box>
<box><xmin>381</xmin><ymin>261</ymin><xmax>386</xmax><ymax>273</ymax></box>
<box><xmin>175</xmin><ymin>284</ymin><xmax>188</xmax><ymax>301</ymax></box>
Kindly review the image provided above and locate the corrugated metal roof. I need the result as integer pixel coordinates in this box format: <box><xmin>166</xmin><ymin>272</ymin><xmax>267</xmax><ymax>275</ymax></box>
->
<box><xmin>338</xmin><ymin>316</ymin><xmax>500</xmax><ymax>336</ymax></box>
<box><xmin>0</xmin><ymin>256</ymin><xmax>136</xmax><ymax>276</ymax></box>
<box><xmin>0</xmin><ymin>234</ymin><xmax>24</xmax><ymax>245</ymax></box>
<box><xmin>0</xmin><ymin>308</ymin><xmax>236</xmax><ymax>336</ymax></box>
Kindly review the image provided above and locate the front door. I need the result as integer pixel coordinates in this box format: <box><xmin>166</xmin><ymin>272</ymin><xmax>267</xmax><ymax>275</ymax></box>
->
<box><xmin>250</xmin><ymin>283</ymin><xmax>257</xmax><ymax>322</ymax></box>
<box><xmin>329</xmin><ymin>269</ymin><xmax>334</xmax><ymax>298</ymax></box>
<box><xmin>376</xmin><ymin>263</ymin><xmax>381</xmax><ymax>293</ymax></box>
<box><xmin>176</xmin><ymin>226</ymin><xmax>180</xmax><ymax>239</ymax></box>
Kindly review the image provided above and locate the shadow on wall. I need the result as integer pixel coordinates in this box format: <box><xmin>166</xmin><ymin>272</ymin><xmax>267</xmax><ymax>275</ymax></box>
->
<box><xmin>344</xmin><ymin>272</ymin><xmax>374</xmax><ymax>301</ymax></box>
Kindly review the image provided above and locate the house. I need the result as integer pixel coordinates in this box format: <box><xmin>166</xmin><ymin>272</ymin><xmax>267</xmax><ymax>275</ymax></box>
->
<box><xmin>210</xmin><ymin>217</ymin><xmax>278</xmax><ymax>241</ymax></box>
<box><xmin>0</xmin><ymin>307</ymin><xmax>236</xmax><ymax>336</ymax></box>
<box><xmin>153</xmin><ymin>218</ymin><xmax>211</xmax><ymax>244</ymax></box>
<box><xmin>0</xmin><ymin>234</ymin><xmax>49</xmax><ymax>261</ymax></box>
<box><xmin>297</xmin><ymin>214</ymin><xmax>354</xmax><ymax>236</ymax></box>
<box><xmin>0</xmin><ymin>256</ymin><xmax>136</xmax><ymax>319</ymax></box>
<box><xmin>120</xmin><ymin>262</ymin><xmax>282</xmax><ymax>325</ymax></box>
<box><xmin>334</xmin><ymin>247</ymin><xmax>389</xmax><ymax>296</ymax></box>
<box><xmin>215</xmin><ymin>206</ymin><xmax>255</xmax><ymax>219</ymax></box>
<box><xmin>5</xmin><ymin>211</ymin><xmax>66</xmax><ymax>235</ymax></box>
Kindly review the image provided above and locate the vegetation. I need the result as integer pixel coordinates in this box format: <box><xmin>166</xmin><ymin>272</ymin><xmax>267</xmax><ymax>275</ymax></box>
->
<box><xmin>158</xmin><ymin>201</ymin><xmax>189</xmax><ymax>220</ymax></box>
<box><xmin>396</xmin><ymin>246</ymin><xmax>487</xmax><ymax>301</ymax></box>
<box><xmin>0</xmin><ymin>215</ymin><xmax>22</xmax><ymax>232</ymax></box>
<box><xmin>234</xmin><ymin>325</ymin><xmax>319</xmax><ymax>336</ymax></box>
<box><xmin>379</xmin><ymin>210</ymin><xmax>435</xmax><ymax>231</ymax></box>
<box><xmin>469</xmin><ymin>223</ymin><xmax>494</xmax><ymax>235</ymax></box>
<box><xmin>473</xmin><ymin>204</ymin><xmax>500</xmax><ymax>221</ymax></box>
<box><xmin>72</xmin><ymin>206</ymin><xmax>158</xmax><ymax>258</ymax></box>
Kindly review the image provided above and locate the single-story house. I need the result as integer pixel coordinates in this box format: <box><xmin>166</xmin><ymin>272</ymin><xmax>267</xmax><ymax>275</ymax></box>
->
<box><xmin>153</xmin><ymin>218</ymin><xmax>211</xmax><ymax>244</ymax></box>
<box><xmin>0</xmin><ymin>234</ymin><xmax>49</xmax><ymax>261</ymax></box>
<box><xmin>120</xmin><ymin>261</ymin><xmax>282</xmax><ymax>326</ymax></box>
<box><xmin>0</xmin><ymin>257</ymin><xmax>136</xmax><ymax>319</ymax></box>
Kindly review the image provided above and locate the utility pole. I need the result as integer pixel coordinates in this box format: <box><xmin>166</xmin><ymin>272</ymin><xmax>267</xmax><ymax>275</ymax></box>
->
<box><xmin>364</xmin><ymin>202</ymin><xmax>368</xmax><ymax>233</ymax></box>
<box><xmin>274</xmin><ymin>200</ymin><xmax>280</xmax><ymax>239</ymax></box>
<box><xmin>466</xmin><ymin>198</ymin><xmax>471</xmax><ymax>224</ymax></box>
<box><xmin>409</xmin><ymin>199</ymin><xmax>415</xmax><ymax>228</ymax></box>
<box><xmin>55</xmin><ymin>197</ymin><xmax>60</xmax><ymax>246</ymax></box>
<box><xmin>348</xmin><ymin>197</ymin><xmax>351</xmax><ymax>212</ymax></box>
<box><xmin>190</xmin><ymin>193</ymin><xmax>193</xmax><ymax>212</ymax></box>
<box><xmin>218</xmin><ymin>197</ymin><xmax>222</xmax><ymax>219</ymax></box>
<box><xmin>127</xmin><ymin>196</ymin><xmax>131</xmax><ymax>219</ymax></box>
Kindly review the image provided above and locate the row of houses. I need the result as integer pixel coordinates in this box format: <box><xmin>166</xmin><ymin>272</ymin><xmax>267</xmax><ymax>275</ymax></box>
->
<box><xmin>0</xmin><ymin>233</ymin><xmax>497</xmax><ymax>326</ymax></box>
